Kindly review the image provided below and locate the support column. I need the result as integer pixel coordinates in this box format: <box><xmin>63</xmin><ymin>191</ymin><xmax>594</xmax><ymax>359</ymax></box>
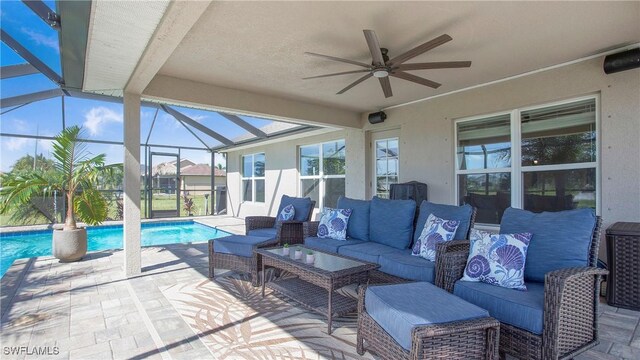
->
<box><xmin>123</xmin><ymin>92</ymin><xmax>141</xmax><ymax>277</ymax></box>
<box><xmin>345</xmin><ymin>128</ymin><xmax>367</xmax><ymax>199</ymax></box>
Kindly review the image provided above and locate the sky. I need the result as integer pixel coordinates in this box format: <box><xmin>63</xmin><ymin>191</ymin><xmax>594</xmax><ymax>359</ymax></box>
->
<box><xmin>0</xmin><ymin>1</ymin><xmax>275</xmax><ymax>172</ymax></box>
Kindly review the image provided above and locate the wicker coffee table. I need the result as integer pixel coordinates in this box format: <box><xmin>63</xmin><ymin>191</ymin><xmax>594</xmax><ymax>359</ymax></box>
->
<box><xmin>257</xmin><ymin>246</ymin><xmax>379</xmax><ymax>334</ymax></box>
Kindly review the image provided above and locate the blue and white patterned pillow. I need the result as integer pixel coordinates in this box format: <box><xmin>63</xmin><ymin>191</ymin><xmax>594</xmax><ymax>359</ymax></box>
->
<box><xmin>317</xmin><ymin>208</ymin><xmax>352</xmax><ymax>241</ymax></box>
<box><xmin>277</xmin><ymin>204</ymin><xmax>295</xmax><ymax>222</ymax></box>
<box><xmin>461</xmin><ymin>229</ymin><xmax>533</xmax><ymax>290</ymax></box>
<box><xmin>414</xmin><ymin>214</ymin><xmax>460</xmax><ymax>261</ymax></box>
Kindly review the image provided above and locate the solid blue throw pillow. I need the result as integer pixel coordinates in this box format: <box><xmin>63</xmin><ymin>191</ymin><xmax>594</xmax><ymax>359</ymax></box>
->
<box><xmin>369</xmin><ymin>197</ymin><xmax>416</xmax><ymax>249</ymax></box>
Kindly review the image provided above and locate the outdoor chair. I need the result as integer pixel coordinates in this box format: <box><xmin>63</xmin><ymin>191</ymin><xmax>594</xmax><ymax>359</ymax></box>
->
<box><xmin>209</xmin><ymin>195</ymin><xmax>315</xmax><ymax>286</ymax></box>
<box><xmin>443</xmin><ymin>207</ymin><xmax>607</xmax><ymax>360</ymax></box>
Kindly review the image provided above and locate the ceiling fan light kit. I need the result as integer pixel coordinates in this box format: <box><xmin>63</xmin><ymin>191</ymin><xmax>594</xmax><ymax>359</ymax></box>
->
<box><xmin>304</xmin><ymin>30</ymin><xmax>471</xmax><ymax>98</ymax></box>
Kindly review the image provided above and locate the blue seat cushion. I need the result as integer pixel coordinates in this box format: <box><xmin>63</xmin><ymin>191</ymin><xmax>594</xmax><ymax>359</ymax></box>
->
<box><xmin>369</xmin><ymin>197</ymin><xmax>416</xmax><ymax>249</ymax></box>
<box><xmin>247</xmin><ymin>228</ymin><xmax>277</xmax><ymax>240</ymax></box>
<box><xmin>378</xmin><ymin>250</ymin><xmax>436</xmax><ymax>283</ymax></box>
<box><xmin>338</xmin><ymin>242</ymin><xmax>398</xmax><ymax>263</ymax></box>
<box><xmin>304</xmin><ymin>237</ymin><xmax>365</xmax><ymax>254</ymax></box>
<box><xmin>276</xmin><ymin>195</ymin><xmax>314</xmax><ymax>223</ymax></box>
<box><xmin>414</xmin><ymin>201</ymin><xmax>473</xmax><ymax>243</ymax></box>
<box><xmin>366</xmin><ymin>282</ymin><xmax>489</xmax><ymax>350</ymax></box>
<box><xmin>454</xmin><ymin>280</ymin><xmax>544</xmax><ymax>335</ymax></box>
<box><xmin>500</xmin><ymin>207</ymin><xmax>597</xmax><ymax>282</ymax></box>
<box><xmin>337</xmin><ymin>196</ymin><xmax>370</xmax><ymax>241</ymax></box>
<box><xmin>214</xmin><ymin>235</ymin><xmax>274</xmax><ymax>258</ymax></box>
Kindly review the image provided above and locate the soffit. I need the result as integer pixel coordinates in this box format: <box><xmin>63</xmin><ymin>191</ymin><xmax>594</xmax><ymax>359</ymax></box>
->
<box><xmin>83</xmin><ymin>0</ymin><xmax>170</xmax><ymax>93</ymax></box>
<box><xmin>159</xmin><ymin>1</ymin><xmax>640</xmax><ymax>113</ymax></box>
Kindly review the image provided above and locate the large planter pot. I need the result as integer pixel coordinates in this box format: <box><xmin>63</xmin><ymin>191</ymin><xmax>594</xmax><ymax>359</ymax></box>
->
<box><xmin>52</xmin><ymin>228</ymin><xmax>87</xmax><ymax>262</ymax></box>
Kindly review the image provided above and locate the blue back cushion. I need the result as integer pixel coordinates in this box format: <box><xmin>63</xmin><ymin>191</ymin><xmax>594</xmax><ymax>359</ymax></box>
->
<box><xmin>337</xmin><ymin>196</ymin><xmax>370</xmax><ymax>241</ymax></box>
<box><xmin>500</xmin><ymin>207</ymin><xmax>597</xmax><ymax>282</ymax></box>
<box><xmin>276</xmin><ymin>195</ymin><xmax>313</xmax><ymax>222</ymax></box>
<box><xmin>414</xmin><ymin>201</ymin><xmax>473</xmax><ymax>242</ymax></box>
<box><xmin>369</xmin><ymin>197</ymin><xmax>416</xmax><ymax>249</ymax></box>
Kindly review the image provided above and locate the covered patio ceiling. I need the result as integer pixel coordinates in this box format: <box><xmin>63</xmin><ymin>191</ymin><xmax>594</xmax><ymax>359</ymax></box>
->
<box><xmin>78</xmin><ymin>1</ymin><xmax>639</xmax><ymax>116</ymax></box>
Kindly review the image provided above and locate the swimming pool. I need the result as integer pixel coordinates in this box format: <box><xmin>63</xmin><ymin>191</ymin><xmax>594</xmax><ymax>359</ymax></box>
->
<box><xmin>0</xmin><ymin>221</ymin><xmax>231</xmax><ymax>277</ymax></box>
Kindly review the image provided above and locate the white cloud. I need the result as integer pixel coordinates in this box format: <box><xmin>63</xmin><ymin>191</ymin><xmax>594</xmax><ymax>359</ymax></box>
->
<box><xmin>191</xmin><ymin>114</ymin><xmax>208</xmax><ymax>122</ymax></box>
<box><xmin>4</xmin><ymin>137</ymin><xmax>31</xmax><ymax>151</ymax></box>
<box><xmin>21</xmin><ymin>27</ymin><xmax>59</xmax><ymax>52</ymax></box>
<box><xmin>38</xmin><ymin>139</ymin><xmax>54</xmax><ymax>153</ymax></box>
<box><xmin>83</xmin><ymin>107</ymin><xmax>123</xmax><ymax>136</ymax></box>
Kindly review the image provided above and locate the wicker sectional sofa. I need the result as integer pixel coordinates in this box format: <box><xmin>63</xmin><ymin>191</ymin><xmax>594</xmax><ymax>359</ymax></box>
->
<box><xmin>303</xmin><ymin>196</ymin><xmax>476</xmax><ymax>287</ymax></box>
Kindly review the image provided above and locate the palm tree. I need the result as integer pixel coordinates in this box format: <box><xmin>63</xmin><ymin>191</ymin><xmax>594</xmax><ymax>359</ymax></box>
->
<box><xmin>1</xmin><ymin>126</ymin><xmax>115</xmax><ymax>230</ymax></box>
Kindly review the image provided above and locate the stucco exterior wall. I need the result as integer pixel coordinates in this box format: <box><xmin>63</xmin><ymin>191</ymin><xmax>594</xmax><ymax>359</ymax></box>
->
<box><xmin>226</xmin><ymin>56</ymin><xmax>640</xmax><ymax>248</ymax></box>
<box><xmin>226</xmin><ymin>129</ymin><xmax>366</xmax><ymax>220</ymax></box>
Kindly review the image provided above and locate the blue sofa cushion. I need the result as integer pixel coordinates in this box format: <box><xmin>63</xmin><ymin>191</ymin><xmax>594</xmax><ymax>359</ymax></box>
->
<box><xmin>500</xmin><ymin>207</ymin><xmax>597</xmax><ymax>282</ymax></box>
<box><xmin>414</xmin><ymin>201</ymin><xmax>474</xmax><ymax>243</ymax></box>
<box><xmin>304</xmin><ymin>237</ymin><xmax>365</xmax><ymax>254</ymax></box>
<box><xmin>338</xmin><ymin>242</ymin><xmax>398</xmax><ymax>263</ymax></box>
<box><xmin>369</xmin><ymin>197</ymin><xmax>416</xmax><ymax>249</ymax></box>
<box><xmin>378</xmin><ymin>250</ymin><xmax>436</xmax><ymax>283</ymax></box>
<box><xmin>247</xmin><ymin>228</ymin><xmax>277</xmax><ymax>239</ymax></box>
<box><xmin>454</xmin><ymin>280</ymin><xmax>544</xmax><ymax>335</ymax></box>
<box><xmin>337</xmin><ymin>196</ymin><xmax>370</xmax><ymax>241</ymax></box>
<box><xmin>366</xmin><ymin>282</ymin><xmax>489</xmax><ymax>350</ymax></box>
<box><xmin>214</xmin><ymin>235</ymin><xmax>273</xmax><ymax>258</ymax></box>
<box><xmin>276</xmin><ymin>195</ymin><xmax>313</xmax><ymax>223</ymax></box>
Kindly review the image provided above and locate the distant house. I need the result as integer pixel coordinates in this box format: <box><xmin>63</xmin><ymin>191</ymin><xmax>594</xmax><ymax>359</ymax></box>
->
<box><xmin>147</xmin><ymin>159</ymin><xmax>225</xmax><ymax>195</ymax></box>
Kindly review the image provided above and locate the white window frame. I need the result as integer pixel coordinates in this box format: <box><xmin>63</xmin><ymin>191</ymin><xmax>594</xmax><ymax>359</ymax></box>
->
<box><xmin>299</xmin><ymin>140</ymin><xmax>346</xmax><ymax>209</ymax></box>
<box><xmin>241</xmin><ymin>153</ymin><xmax>265</xmax><ymax>203</ymax></box>
<box><xmin>454</xmin><ymin>95</ymin><xmax>600</xmax><ymax>226</ymax></box>
<box><xmin>374</xmin><ymin>137</ymin><xmax>400</xmax><ymax>198</ymax></box>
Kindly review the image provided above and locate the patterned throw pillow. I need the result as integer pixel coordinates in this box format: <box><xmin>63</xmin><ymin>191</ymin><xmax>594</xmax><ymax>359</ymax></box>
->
<box><xmin>412</xmin><ymin>214</ymin><xmax>460</xmax><ymax>261</ymax></box>
<box><xmin>461</xmin><ymin>229</ymin><xmax>533</xmax><ymax>290</ymax></box>
<box><xmin>317</xmin><ymin>208</ymin><xmax>353</xmax><ymax>241</ymax></box>
<box><xmin>277</xmin><ymin>204</ymin><xmax>295</xmax><ymax>222</ymax></box>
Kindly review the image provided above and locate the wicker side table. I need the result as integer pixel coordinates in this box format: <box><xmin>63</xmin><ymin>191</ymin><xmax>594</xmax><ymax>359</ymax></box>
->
<box><xmin>606</xmin><ymin>222</ymin><xmax>640</xmax><ymax>311</ymax></box>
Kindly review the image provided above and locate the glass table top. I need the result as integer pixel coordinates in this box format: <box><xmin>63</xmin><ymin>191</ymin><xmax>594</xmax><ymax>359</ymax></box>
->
<box><xmin>262</xmin><ymin>246</ymin><xmax>371</xmax><ymax>272</ymax></box>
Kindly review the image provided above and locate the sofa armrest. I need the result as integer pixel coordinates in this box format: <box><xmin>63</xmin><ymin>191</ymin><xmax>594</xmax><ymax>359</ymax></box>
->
<box><xmin>276</xmin><ymin>220</ymin><xmax>305</xmax><ymax>245</ymax></box>
<box><xmin>434</xmin><ymin>240</ymin><xmax>470</xmax><ymax>293</ymax></box>
<box><xmin>542</xmin><ymin>267</ymin><xmax>608</xmax><ymax>359</ymax></box>
<box><xmin>303</xmin><ymin>221</ymin><xmax>320</xmax><ymax>239</ymax></box>
<box><xmin>435</xmin><ymin>250</ymin><xmax>469</xmax><ymax>293</ymax></box>
<box><xmin>437</xmin><ymin>239</ymin><xmax>471</xmax><ymax>254</ymax></box>
<box><xmin>245</xmin><ymin>216</ymin><xmax>276</xmax><ymax>233</ymax></box>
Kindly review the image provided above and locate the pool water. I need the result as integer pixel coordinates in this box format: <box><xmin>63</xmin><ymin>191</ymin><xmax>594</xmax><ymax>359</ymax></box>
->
<box><xmin>0</xmin><ymin>221</ymin><xmax>231</xmax><ymax>277</ymax></box>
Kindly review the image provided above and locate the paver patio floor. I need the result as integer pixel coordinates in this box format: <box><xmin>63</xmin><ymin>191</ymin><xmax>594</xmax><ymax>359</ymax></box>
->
<box><xmin>0</xmin><ymin>217</ymin><xmax>638</xmax><ymax>359</ymax></box>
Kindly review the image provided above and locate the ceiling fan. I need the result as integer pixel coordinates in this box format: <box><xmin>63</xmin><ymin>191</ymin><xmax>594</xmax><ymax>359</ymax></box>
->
<box><xmin>303</xmin><ymin>30</ymin><xmax>471</xmax><ymax>98</ymax></box>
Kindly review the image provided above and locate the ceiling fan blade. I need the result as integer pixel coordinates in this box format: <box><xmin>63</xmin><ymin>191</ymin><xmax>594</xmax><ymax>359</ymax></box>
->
<box><xmin>337</xmin><ymin>73</ymin><xmax>372</xmax><ymax>94</ymax></box>
<box><xmin>396</xmin><ymin>61</ymin><xmax>472</xmax><ymax>71</ymax></box>
<box><xmin>363</xmin><ymin>30</ymin><xmax>385</xmax><ymax>66</ymax></box>
<box><xmin>304</xmin><ymin>52</ymin><xmax>371</xmax><ymax>68</ymax></box>
<box><xmin>388</xmin><ymin>34</ymin><xmax>453</xmax><ymax>65</ymax></box>
<box><xmin>302</xmin><ymin>69</ymin><xmax>371</xmax><ymax>80</ymax></box>
<box><xmin>391</xmin><ymin>71</ymin><xmax>441</xmax><ymax>89</ymax></box>
<box><xmin>379</xmin><ymin>77</ymin><xmax>393</xmax><ymax>98</ymax></box>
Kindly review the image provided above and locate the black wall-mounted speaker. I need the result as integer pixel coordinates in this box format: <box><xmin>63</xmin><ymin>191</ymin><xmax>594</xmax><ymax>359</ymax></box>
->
<box><xmin>604</xmin><ymin>48</ymin><xmax>640</xmax><ymax>74</ymax></box>
<box><xmin>368</xmin><ymin>111</ymin><xmax>387</xmax><ymax>124</ymax></box>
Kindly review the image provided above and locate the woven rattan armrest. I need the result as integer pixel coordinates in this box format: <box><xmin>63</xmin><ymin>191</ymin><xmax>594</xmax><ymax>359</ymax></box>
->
<box><xmin>245</xmin><ymin>216</ymin><xmax>276</xmax><ymax>233</ymax></box>
<box><xmin>434</xmin><ymin>239</ymin><xmax>470</xmax><ymax>290</ymax></box>
<box><xmin>303</xmin><ymin>221</ymin><xmax>320</xmax><ymax>239</ymax></box>
<box><xmin>542</xmin><ymin>266</ymin><xmax>608</xmax><ymax>359</ymax></box>
<box><xmin>436</xmin><ymin>239</ymin><xmax>471</xmax><ymax>254</ymax></box>
<box><xmin>275</xmin><ymin>220</ymin><xmax>306</xmax><ymax>245</ymax></box>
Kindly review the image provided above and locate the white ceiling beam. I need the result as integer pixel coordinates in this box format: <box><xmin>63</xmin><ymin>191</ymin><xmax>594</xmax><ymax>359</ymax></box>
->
<box><xmin>124</xmin><ymin>1</ymin><xmax>211</xmax><ymax>94</ymax></box>
<box><xmin>144</xmin><ymin>75</ymin><xmax>362</xmax><ymax>129</ymax></box>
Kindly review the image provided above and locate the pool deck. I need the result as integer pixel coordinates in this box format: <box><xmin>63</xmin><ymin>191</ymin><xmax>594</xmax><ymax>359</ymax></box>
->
<box><xmin>1</xmin><ymin>216</ymin><xmax>639</xmax><ymax>359</ymax></box>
